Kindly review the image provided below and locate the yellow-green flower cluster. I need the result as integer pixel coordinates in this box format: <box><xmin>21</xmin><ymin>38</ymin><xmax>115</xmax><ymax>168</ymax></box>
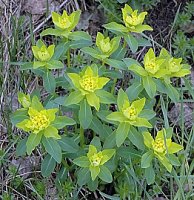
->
<box><xmin>96</xmin><ymin>32</ymin><xmax>120</xmax><ymax>57</ymax></box>
<box><xmin>66</xmin><ymin>66</ymin><xmax>110</xmax><ymax>110</ymax></box>
<box><xmin>122</xmin><ymin>4</ymin><xmax>153</xmax><ymax>33</ymax></box>
<box><xmin>107</xmin><ymin>89</ymin><xmax>152</xmax><ymax>128</ymax></box>
<box><xmin>106</xmin><ymin>89</ymin><xmax>152</xmax><ymax>147</ymax></box>
<box><xmin>32</xmin><ymin>42</ymin><xmax>55</xmax><ymax>63</ymax></box>
<box><xmin>130</xmin><ymin>48</ymin><xmax>190</xmax><ymax>81</ymax></box>
<box><xmin>16</xmin><ymin>98</ymin><xmax>60</xmax><ymax>139</ymax></box>
<box><xmin>73</xmin><ymin>145</ymin><xmax>115</xmax><ymax>181</ymax></box>
<box><xmin>52</xmin><ymin>10</ymin><xmax>81</xmax><ymax>32</ymax></box>
<box><xmin>143</xmin><ymin>129</ymin><xmax>183</xmax><ymax>172</ymax></box>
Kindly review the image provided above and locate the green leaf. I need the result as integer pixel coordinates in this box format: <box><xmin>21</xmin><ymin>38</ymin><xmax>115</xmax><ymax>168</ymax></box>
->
<box><xmin>51</xmin><ymin>116</ymin><xmax>76</xmax><ymax>129</ymax></box>
<box><xmin>123</xmin><ymin>58</ymin><xmax>140</xmax><ymax>68</ymax></box>
<box><xmin>103</xmin><ymin>131</ymin><xmax>116</xmax><ymax>149</ymax></box>
<box><xmin>103</xmin><ymin>70</ymin><xmax>123</xmax><ymax>79</ymax></box>
<box><xmin>105</xmin><ymin>59</ymin><xmax>127</xmax><ymax>70</ymax></box>
<box><xmin>87</xmin><ymin>176</ymin><xmax>98</xmax><ymax>191</ymax></box>
<box><xmin>99</xmin><ymin>192</ymin><xmax>120</xmax><ymax>200</ymax></box>
<box><xmin>141</xmin><ymin>151</ymin><xmax>153</xmax><ymax>168</ymax></box>
<box><xmin>98</xmin><ymin>165</ymin><xmax>113</xmax><ymax>183</ymax></box>
<box><xmin>129</xmin><ymin>64</ymin><xmax>147</xmax><ymax>76</ymax></box>
<box><xmin>89</xmin><ymin>117</ymin><xmax>109</xmax><ymax>140</ymax></box>
<box><xmin>96</xmin><ymin>110</ymin><xmax>115</xmax><ymax>124</ymax></box>
<box><xmin>137</xmin><ymin>37</ymin><xmax>152</xmax><ymax>47</ymax></box>
<box><xmin>10</xmin><ymin>109</ymin><xmax>28</xmax><ymax>125</ymax></box>
<box><xmin>52</xmin><ymin>42</ymin><xmax>70</xmax><ymax>60</ymax></box>
<box><xmin>111</xmin><ymin>46</ymin><xmax>127</xmax><ymax>60</ymax></box>
<box><xmin>20</xmin><ymin>62</ymin><xmax>33</xmax><ymax>70</ymax></box>
<box><xmin>70</xmin><ymin>39</ymin><xmax>92</xmax><ymax>49</ymax></box>
<box><xmin>95</xmin><ymin>90</ymin><xmax>116</xmax><ymax>104</ymax></box>
<box><xmin>46</xmin><ymin>60</ymin><xmax>64</xmax><ymax>69</ymax></box>
<box><xmin>142</xmin><ymin>76</ymin><xmax>156</xmax><ymax>98</ymax></box>
<box><xmin>41</xmin><ymin>154</ymin><xmax>56</xmax><ymax>177</ymax></box>
<box><xmin>64</xmin><ymin>91</ymin><xmax>84</xmax><ymax>106</ymax></box>
<box><xmin>43</xmin><ymin>71</ymin><xmax>56</xmax><ymax>93</ymax></box>
<box><xmin>77</xmin><ymin>168</ymin><xmax>91</xmax><ymax>186</ymax></box>
<box><xmin>26</xmin><ymin>132</ymin><xmax>42</xmax><ymax>155</ymax></box>
<box><xmin>69</xmin><ymin>31</ymin><xmax>92</xmax><ymax>41</ymax></box>
<box><xmin>90</xmin><ymin>136</ymin><xmax>101</xmax><ymax>151</ymax></box>
<box><xmin>128</xmin><ymin>127</ymin><xmax>145</xmax><ymax>150</ymax></box>
<box><xmin>164</xmin><ymin>82</ymin><xmax>180</xmax><ymax>103</ymax></box>
<box><xmin>139</xmin><ymin>109</ymin><xmax>156</xmax><ymax>120</ymax></box>
<box><xmin>81</xmin><ymin>47</ymin><xmax>104</xmax><ymax>60</ymax></box>
<box><xmin>40</xmin><ymin>28</ymin><xmax>64</xmax><ymax>37</ymax></box>
<box><xmin>56</xmin><ymin>167</ymin><xmax>68</xmax><ymax>183</ymax></box>
<box><xmin>126</xmin><ymin>81</ymin><xmax>144</xmax><ymax>101</ymax></box>
<box><xmin>116</xmin><ymin>122</ymin><xmax>131</xmax><ymax>147</ymax></box>
<box><xmin>145</xmin><ymin>165</ymin><xmax>155</xmax><ymax>185</ymax></box>
<box><xmin>117</xmin><ymin>146</ymin><xmax>141</xmax><ymax>159</ymax></box>
<box><xmin>16</xmin><ymin>137</ymin><xmax>27</xmax><ymax>156</ymax></box>
<box><xmin>33</xmin><ymin>61</ymin><xmax>46</xmax><ymax>69</ymax></box>
<box><xmin>42</xmin><ymin>137</ymin><xmax>62</xmax><ymax>163</ymax></box>
<box><xmin>167</xmin><ymin>154</ymin><xmax>181</xmax><ymax>166</ymax></box>
<box><xmin>56</xmin><ymin>77</ymin><xmax>70</xmax><ymax>88</ymax></box>
<box><xmin>73</xmin><ymin>156</ymin><xmax>90</xmax><ymax>167</ymax></box>
<box><xmin>79</xmin><ymin>99</ymin><xmax>93</xmax><ymax>129</ymax></box>
<box><xmin>103</xmin><ymin>22</ymin><xmax>128</xmax><ymax>34</ymax></box>
<box><xmin>124</xmin><ymin>34</ymin><xmax>138</xmax><ymax>53</ymax></box>
<box><xmin>58</xmin><ymin>135</ymin><xmax>79</xmax><ymax>153</ymax></box>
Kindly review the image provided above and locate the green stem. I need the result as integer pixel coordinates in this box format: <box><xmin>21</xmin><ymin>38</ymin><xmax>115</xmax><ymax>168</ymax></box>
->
<box><xmin>111</xmin><ymin>78</ymin><xmax>117</xmax><ymax>95</ymax></box>
<box><xmin>67</xmin><ymin>48</ymin><xmax>70</xmax><ymax>68</ymax></box>
<box><xmin>62</xmin><ymin>159</ymin><xmax>69</xmax><ymax>170</ymax></box>
<box><xmin>80</xmin><ymin>126</ymin><xmax>85</xmax><ymax>147</ymax></box>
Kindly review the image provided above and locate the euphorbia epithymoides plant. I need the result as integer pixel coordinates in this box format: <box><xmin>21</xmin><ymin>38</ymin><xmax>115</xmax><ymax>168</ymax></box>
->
<box><xmin>11</xmin><ymin>4</ymin><xmax>190</xmax><ymax>194</ymax></box>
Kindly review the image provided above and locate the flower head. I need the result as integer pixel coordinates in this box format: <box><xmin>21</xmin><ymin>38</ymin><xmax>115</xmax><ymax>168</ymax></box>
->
<box><xmin>143</xmin><ymin>129</ymin><xmax>183</xmax><ymax>172</ymax></box>
<box><xmin>67</xmin><ymin>66</ymin><xmax>110</xmax><ymax>110</ymax></box>
<box><xmin>25</xmin><ymin>108</ymin><xmax>52</xmax><ymax>134</ymax></box>
<box><xmin>96</xmin><ymin>32</ymin><xmax>120</xmax><ymax>56</ymax></box>
<box><xmin>159</xmin><ymin>48</ymin><xmax>191</xmax><ymax>81</ymax></box>
<box><xmin>16</xmin><ymin>96</ymin><xmax>61</xmax><ymax>140</ymax></box>
<box><xmin>106</xmin><ymin>89</ymin><xmax>152</xmax><ymax>147</ymax></box>
<box><xmin>122</xmin><ymin>4</ymin><xmax>152</xmax><ymax>33</ymax></box>
<box><xmin>73</xmin><ymin>145</ymin><xmax>115</xmax><ymax>181</ymax></box>
<box><xmin>51</xmin><ymin>10</ymin><xmax>81</xmax><ymax>31</ymax></box>
<box><xmin>12</xmin><ymin>95</ymin><xmax>76</xmax><ymax>155</ymax></box>
<box><xmin>143</xmin><ymin>48</ymin><xmax>166</xmax><ymax>78</ymax></box>
<box><xmin>32</xmin><ymin>40</ymin><xmax>54</xmax><ymax>62</ymax></box>
<box><xmin>107</xmin><ymin>89</ymin><xmax>152</xmax><ymax>128</ymax></box>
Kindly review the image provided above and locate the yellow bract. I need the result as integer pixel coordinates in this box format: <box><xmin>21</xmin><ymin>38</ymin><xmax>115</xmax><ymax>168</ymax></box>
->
<box><xmin>168</xmin><ymin>58</ymin><xmax>182</xmax><ymax>73</ymax></box>
<box><xmin>99</xmin><ymin>39</ymin><xmax>111</xmax><ymax>53</ymax></box>
<box><xmin>121</xmin><ymin>4</ymin><xmax>152</xmax><ymax>33</ymax></box>
<box><xmin>32</xmin><ymin>43</ymin><xmax>55</xmax><ymax>62</ymax></box>
<box><xmin>125</xmin><ymin>10</ymin><xmax>143</xmax><ymax>26</ymax></box>
<box><xmin>52</xmin><ymin>11</ymin><xmax>72</xmax><ymax>30</ymax></box>
<box><xmin>96</xmin><ymin>32</ymin><xmax>120</xmax><ymax>57</ymax></box>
